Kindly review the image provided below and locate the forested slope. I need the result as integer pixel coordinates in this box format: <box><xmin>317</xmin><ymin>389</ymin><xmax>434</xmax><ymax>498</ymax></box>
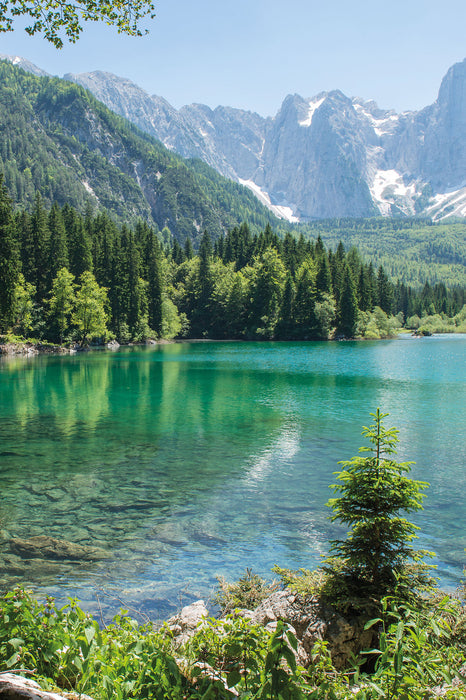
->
<box><xmin>0</xmin><ymin>60</ymin><xmax>278</xmax><ymax>244</ymax></box>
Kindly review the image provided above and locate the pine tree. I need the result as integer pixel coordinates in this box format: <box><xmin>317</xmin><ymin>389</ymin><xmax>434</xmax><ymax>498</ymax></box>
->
<box><xmin>48</xmin><ymin>203</ymin><xmax>69</xmax><ymax>281</ymax></box>
<box><xmin>276</xmin><ymin>271</ymin><xmax>296</xmax><ymax>339</ymax></box>
<box><xmin>377</xmin><ymin>265</ymin><xmax>394</xmax><ymax>314</ymax></box>
<box><xmin>326</xmin><ymin>409</ymin><xmax>431</xmax><ymax>606</ymax></box>
<box><xmin>29</xmin><ymin>192</ymin><xmax>50</xmax><ymax>302</ymax></box>
<box><xmin>0</xmin><ymin>175</ymin><xmax>20</xmax><ymax>332</ymax></box>
<box><xmin>294</xmin><ymin>260</ymin><xmax>318</xmax><ymax>338</ymax></box>
<box><xmin>337</xmin><ymin>264</ymin><xmax>358</xmax><ymax>337</ymax></box>
<box><xmin>146</xmin><ymin>233</ymin><xmax>163</xmax><ymax>336</ymax></box>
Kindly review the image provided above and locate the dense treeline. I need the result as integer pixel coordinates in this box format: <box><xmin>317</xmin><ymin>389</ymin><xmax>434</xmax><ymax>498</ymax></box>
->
<box><xmin>298</xmin><ymin>216</ymin><xmax>466</xmax><ymax>287</ymax></box>
<box><xmin>1</xmin><ymin>181</ymin><xmax>466</xmax><ymax>344</ymax></box>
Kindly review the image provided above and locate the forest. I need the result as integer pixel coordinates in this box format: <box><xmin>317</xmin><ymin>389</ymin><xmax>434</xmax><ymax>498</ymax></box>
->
<box><xmin>1</xmin><ymin>179</ymin><xmax>466</xmax><ymax>345</ymax></box>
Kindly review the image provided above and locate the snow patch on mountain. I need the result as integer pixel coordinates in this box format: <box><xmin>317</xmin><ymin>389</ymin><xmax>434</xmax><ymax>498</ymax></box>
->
<box><xmin>425</xmin><ymin>186</ymin><xmax>466</xmax><ymax>220</ymax></box>
<box><xmin>369</xmin><ymin>169</ymin><xmax>417</xmax><ymax>215</ymax></box>
<box><xmin>353</xmin><ymin>101</ymin><xmax>400</xmax><ymax>136</ymax></box>
<box><xmin>239</xmin><ymin>179</ymin><xmax>299</xmax><ymax>222</ymax></box>
<box><xmin>0</xmin><ymin>53</ymin><xmax>50</xmax><ymax>77</ymax></box>
<box><xmin>299</xmin><ymin>96</ymin><xmax>326</xmax><ymax>127</ymax></box>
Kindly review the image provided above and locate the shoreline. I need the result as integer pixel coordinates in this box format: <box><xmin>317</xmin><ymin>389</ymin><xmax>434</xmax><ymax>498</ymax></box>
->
<box><xmin>2</xmin><ymin>331</ymin><xmax>463</xmax><ymax>357</ymax></box>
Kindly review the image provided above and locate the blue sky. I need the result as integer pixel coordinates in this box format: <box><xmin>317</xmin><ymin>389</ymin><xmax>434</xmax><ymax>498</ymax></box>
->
<box><xmin>1</xmin><ymin>0</ymin><xmax>466</xmax><ymax>116</ymax></box>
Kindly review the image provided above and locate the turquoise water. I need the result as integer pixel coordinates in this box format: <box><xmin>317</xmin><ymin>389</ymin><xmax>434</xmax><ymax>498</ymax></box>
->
<box><xmin>0</xmin><ymin>337</ymin><xmax>465</xmax><ymax>618</ymax></box>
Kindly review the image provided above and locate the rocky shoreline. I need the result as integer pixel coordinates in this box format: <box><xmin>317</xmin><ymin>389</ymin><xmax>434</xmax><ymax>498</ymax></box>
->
<box><xmin>0</xmin><ymin>339</ymin><xmax>125</xmax><ymax>356</ymax></box>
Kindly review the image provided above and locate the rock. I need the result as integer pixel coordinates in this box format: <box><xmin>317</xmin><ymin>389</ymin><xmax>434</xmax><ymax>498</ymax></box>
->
<box><xmin>0</xmin><ymin>673</ymin><xmax>94</xmax><ymax>699</ymax></box>
<box><xmin>167</xmin><ymin>600</ymin><xmax>209</xmax><ymax>645</ymax></box>
<box><xmin>8</xmin><ymin>536</ymin><xmax>109</xmax><ymax>562</ymax></box>
<box><xmin>249</xmin><ymin>590</ymin><xmax>373</xmax><ymax>669</ymax></box>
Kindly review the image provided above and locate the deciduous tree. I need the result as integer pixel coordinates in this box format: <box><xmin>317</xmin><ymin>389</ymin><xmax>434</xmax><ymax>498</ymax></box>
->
<box><xmin>72</xmin><ymin>271</ymin><xmax>108</xmax><ymax>345</ymax></box>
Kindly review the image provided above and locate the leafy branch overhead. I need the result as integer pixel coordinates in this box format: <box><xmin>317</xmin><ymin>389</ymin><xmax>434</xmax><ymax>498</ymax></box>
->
<box><xmin>0</xmin><ymin>0</ymin><xmax>156</xmax><ymax>47</ymax></box>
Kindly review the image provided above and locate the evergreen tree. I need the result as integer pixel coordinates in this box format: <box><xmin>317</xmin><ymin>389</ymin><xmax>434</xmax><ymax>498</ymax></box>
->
<box><xmin>326</xmin><ymin>409</ymin><xmax>431</xmax><ymax>606</ymax></box>
<box><xmin>192</xmin><ymin>230</ymin><xmax>214</xmax><ymax>334</ymax></box>
<box><xmin>377</xmin><ymin>265</ymin><xmax>394</xmax><ymax>314</ymax></box>
<box><xmin>358</xmin><ymin>266</ymin><xmax>372</xmax><ymax>312</ymax></box>
<box><xmin>146</xmin><ymin>233</ymin><xmax>163</xmax><ymax>336</ymax></box>
<box><xmin>294</xmin><ymin>260</ymin><xmax>318</xmax><ymax>338</ymax></box>
<box><xmin>315</xmin><ymin>252</ymin><xmax>333</xmax><ymax>300</ymax></box>
<box><xmin>48</xmin><ymin>203</ymin><xmax>69</xmax><ymax>280</ymax></box>
<box><xmin>337</xmin><ymin>264</ymin><xmax>359</xmax><ymax>337</ymax></box>
<box><xmin>249</xmin><ymin>247</ymin><xmax>286</xmax><ymax>337</ymax></box>
<box><xmin>184</xmin><ymin>236</ymin><xmax>194</xmax><ymax>260</ymax></box>
<box><xmin>172</xmin><ymin>239</ymin><xmax>185</xmax><ymax>265</ymax></box>
<box><xmin>124</xmin><ymin>229</ymin><xmax>145</xmax><ymax>336</ymax></box>
<box><xmin>276</xmin><ymin>271</ymin><xmax>296</xmax><ymax>338</ymax></box>
<box><xmin>29</xmin><ymin>192</ymin><xmax>50</xmax><ymax>302</ymax></box>
<box><xmin>0</xmin><ymin>176</ymin><xmax>20</xmax><ymax>332</ymax></box>
<box><xmin>67</xmin><ymin>208</ymin><xmax>93</xmax><ymax>279</ymax></box>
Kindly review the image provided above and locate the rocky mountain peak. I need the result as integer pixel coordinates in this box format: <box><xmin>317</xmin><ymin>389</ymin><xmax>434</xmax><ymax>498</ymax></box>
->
<box><xmin>3</xmin><ymin>52</ymin><xmax>466</xmax><ymax>220</ymax></box>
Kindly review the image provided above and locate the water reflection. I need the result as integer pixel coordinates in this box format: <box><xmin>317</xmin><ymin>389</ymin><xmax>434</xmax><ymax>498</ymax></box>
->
<box><xmin>0</xmin><ymin>339</ymin><xmax>465</xmax><ymax>618</ymax></box>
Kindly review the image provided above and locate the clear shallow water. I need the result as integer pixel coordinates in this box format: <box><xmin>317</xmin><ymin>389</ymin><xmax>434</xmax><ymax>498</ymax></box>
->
<box><xmin>0</xmin><ymin>337</ymin><xmax>465</xmax><ymax>619</ymax></box>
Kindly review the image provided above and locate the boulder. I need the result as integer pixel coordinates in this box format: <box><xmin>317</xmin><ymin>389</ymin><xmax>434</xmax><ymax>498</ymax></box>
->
<box><xmin>248</xmin><ymin>590</ymin><xmax>373</xmax><ymax>669</ymax></box>
<box><xmin>167</xmin><ymin>600</ymin><xmax>209</xmax><ymax>645</ymax></box>
<box><xmin>9</xmin><ymin>536</ymin><xmax>108</xmax><ymax>562</ymax></box>
<box><xmin>0</xmin><ymin>673</ymin><xmax>93</xmax><ymax>699</ymax></box>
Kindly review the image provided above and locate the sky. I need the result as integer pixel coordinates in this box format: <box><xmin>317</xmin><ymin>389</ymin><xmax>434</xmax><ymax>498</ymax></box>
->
<box><xmin>1</xmin><ymin>0</ymin><xmax>466</xmax><ymax>117</ymax></box>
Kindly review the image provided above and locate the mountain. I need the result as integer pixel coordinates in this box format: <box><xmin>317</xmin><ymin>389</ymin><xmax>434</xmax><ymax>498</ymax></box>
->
<box><xmin>0</xmin><ymin>59</ymin><xmax>279</xmax><ymax>243</ymax></box>
<box><xmin>63</xmin><ymin>59</ymin><xmax>466</xmax><ymax>222</ymax></box>
<box><xmin>3</xmin><ymin>53</ymin><xmax>466</xmax><ymax>225</ymax></box>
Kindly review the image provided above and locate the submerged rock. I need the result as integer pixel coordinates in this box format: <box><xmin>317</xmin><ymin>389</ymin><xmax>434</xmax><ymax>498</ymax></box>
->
<box><xmin>9</xmin><ymin>536</ymin><xmax>109</xmax><ymax>562</ymax></box>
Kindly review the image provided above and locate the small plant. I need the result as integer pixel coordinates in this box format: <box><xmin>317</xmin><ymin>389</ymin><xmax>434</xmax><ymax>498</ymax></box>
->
<box><xmin>213</xmin><ymin>568</ymin><xmax>278</xmax><ymax>614</ymax></box>
<box><xmin>272</xmin><ymin>566</ymin><xmax>326</xmax><ymax>597</ymax></box>
<box><xmin>356</xmin><ymin>596</ymin><xmax>465</xmax><ymax>699</ymax></box>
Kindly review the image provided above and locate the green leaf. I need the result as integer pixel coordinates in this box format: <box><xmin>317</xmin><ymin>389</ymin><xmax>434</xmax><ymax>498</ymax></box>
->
<box><xmin>84</xmin><ymin>624</ymin><xmax>96</xmax><ymax>645</ymax></box>
<box><xmin>226</xmin><ymin>669</ymin><xmax>242</xmax><ymax>687</ymax></box>
<box><xmin>364</xmin><ymin>618</ymin><xmax>382</xmax><ymax>630</ymax></box>
<box><xmin>8</xmin><ymin>637</ymin><xmax>24</xmax><ymax>649</ymax></box>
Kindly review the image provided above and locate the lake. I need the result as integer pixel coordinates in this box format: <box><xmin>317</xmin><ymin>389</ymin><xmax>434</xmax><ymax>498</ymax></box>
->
<box><xmin>0</xmin><ymin>336</ymin><xmax>465</xmax><ymax>619</ymax></box>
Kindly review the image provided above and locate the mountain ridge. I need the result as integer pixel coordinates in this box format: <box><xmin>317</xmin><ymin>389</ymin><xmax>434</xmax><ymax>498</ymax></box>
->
<box><xmin>3</xmin><ymin>53</ymin><xmax>466</xmax><ymax>223</ymax></box>
<box><xmin>0</xmin><ymin>57</ymin><xmax>279</xmax><ymax>242</ymax></box>
<box><xmin>62</xmin><ymin>58</ymin><xmax>466</xmax><ymax>222</ymax></box>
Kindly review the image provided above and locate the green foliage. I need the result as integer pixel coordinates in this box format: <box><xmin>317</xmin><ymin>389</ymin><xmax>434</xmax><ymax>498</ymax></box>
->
<box><xmin>271</xmin><ymin>566</ymin><xmax>327</xmax><ymax>597</ymax></box>
<box><xmin>11</xmin><ymin>273</ymin><xmax>36</xmax><ymax>335</ymax></box>
<box><xmin>47</xmin><ymin>267</ymin><xmax>76</xmax><ymax>343</ymax></box>
<box><xmin>72</xmin><ymin>270</ymin><xmax>108</xmax><ymax>344</ymax></box>
<box><xmin>0</xmin><ymin>174</ymin><xmax>19</xmax><ymax>331</ymax></box>
<box><xmin>357</xmin><ymin>307</ymin><xmax>400</xmax><ymax>339</ymax></box>
<box><xmin>0</xmin><ymin>588</ymin><xmax>189</xmax><ymax>699</ymax></box>
<box><xmin>355</xmin><ymin>596</ymin><xmax>466</xmax><ymax>699</ymax></box>
<box><xmin>184</xmin><ymin>615</ymin><xmax>306</xmax><ymax>700</ymax></box>
<box><xmin>1</xmin><ymin>181</ymin><xmax>465</xmax><ymax>343</ymax></box>
<box><xmin>213</xmin><ymin>568</ymin><xmax>279</xmax><ymax>615</ymax></box>
<box><xmin>325</xmin><ymin>409</ymin><xmax>433</xmax><ymax>611</ymax></box>
<box><xmin>298</xmin><ymin>217</ymin><xmax>466</xmax><ymax>287</ymax></box>
<box><xmin>2</xmin><ymin>584</ymin><xmax>466</xmax><ymax>697</ymax></box>
<box><xmin>0</xmin><ymin>0</ymin><xmax>156</xmax><ymax>47</ymax></box>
